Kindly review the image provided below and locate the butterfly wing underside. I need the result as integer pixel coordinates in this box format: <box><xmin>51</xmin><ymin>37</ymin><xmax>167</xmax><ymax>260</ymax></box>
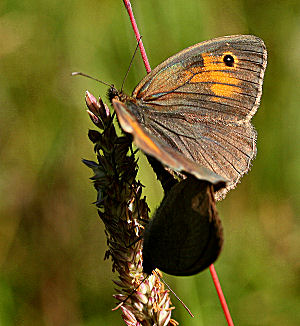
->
<box><xmin>113</xmin><ymin>98</ymin><xmax>227</xmax><ymax>190</ymax></box>
<box><xmin>129</xmin><ymin>35</ymin><xmax>267</xmax><ymax>199</ymax></box>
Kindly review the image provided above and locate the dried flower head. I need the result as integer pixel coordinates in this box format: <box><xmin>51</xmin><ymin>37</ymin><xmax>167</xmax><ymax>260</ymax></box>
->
<box><xmin>83</xmin><ymin>91</ymin><xmax>177</xmax><ymax>325</ymax></box>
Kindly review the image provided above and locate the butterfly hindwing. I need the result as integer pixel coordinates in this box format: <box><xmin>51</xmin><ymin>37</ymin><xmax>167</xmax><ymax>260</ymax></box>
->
<box><xmin>141</xmin><ymin>110</ymin><xmax>256</xmax><ymax>199</ymax></box>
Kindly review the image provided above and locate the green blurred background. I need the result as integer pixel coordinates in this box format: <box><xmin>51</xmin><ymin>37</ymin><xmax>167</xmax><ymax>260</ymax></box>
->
<box><xmin>1</xmin><ymin>0</ymin><xmax>299</xmax><ymax>325</ymax></box>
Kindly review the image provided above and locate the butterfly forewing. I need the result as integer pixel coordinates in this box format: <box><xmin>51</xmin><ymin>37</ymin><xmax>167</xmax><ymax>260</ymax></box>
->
<box><xmin>133</xmin><ymin>35</ymin><xmax>266</xmax><ymax>121</ymax></box>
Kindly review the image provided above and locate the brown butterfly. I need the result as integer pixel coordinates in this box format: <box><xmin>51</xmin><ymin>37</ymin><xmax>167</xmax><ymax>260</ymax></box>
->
<box><xmin>109</xmin><ymin>35</ymin><xmax>267</xmax><ymax>199</ymax></box>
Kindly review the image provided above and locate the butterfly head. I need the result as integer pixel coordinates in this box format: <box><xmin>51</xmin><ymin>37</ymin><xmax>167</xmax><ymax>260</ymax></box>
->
<box><xmin>107</xmin><ymin>85</ymin><xmax>120</xmax><ymax>103</ymax></box>
<box><xmin>107</xmin><ymin>85</ymin><xmax>131</xmax><ymax>104</ymax></box>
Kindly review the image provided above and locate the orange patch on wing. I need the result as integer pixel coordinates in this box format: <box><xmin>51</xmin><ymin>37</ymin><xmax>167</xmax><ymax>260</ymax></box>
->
<box><xmin>210</xmin><ymin>83</ymin><xmax>241</xmax><ymax>99</ymax></box>
<box><xmin>190</xmin><ymin>52</ymin><xmax>240</xmax><ymax>99</ymax></box>
<box><xmin>192</xmin><ymin>71</ymin><xmax>238</xmax><ymax>84</ymax></box>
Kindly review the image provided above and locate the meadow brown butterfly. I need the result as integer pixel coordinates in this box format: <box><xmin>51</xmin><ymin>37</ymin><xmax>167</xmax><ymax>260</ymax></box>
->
<box><xmin>109</xmin><ymin>35</ymin><xmax>267</xmax><ymax>199</ymax></box>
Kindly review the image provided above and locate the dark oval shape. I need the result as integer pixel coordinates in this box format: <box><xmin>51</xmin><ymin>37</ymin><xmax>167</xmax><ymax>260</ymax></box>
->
<box><xmin>142</xmin><ymin>177</ymin><xmax>224</xmax><ymax>276</ymax></box>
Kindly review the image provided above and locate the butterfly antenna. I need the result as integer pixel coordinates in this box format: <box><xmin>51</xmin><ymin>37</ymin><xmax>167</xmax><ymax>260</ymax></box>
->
<box><xmin>71</xmin><ymin>71</ymin><xmax>112</xmax><ymax>88</ymax></box>
<box><xmin>153</xmin><ymin>270</ymin><xmax>194</xmax><ymax>318</ymax></box>
<box><xmin>120</xmin><ymin>36</ymin><xmax>142</xmax><ymax>93</ymax></box>
<box><xmin>112</xmin><ymin>274</ymin><xmax>150</xmax><ymax>311</ymax></box>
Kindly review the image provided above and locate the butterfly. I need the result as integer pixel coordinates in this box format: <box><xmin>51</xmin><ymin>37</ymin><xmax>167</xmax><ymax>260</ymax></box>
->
<box><xmin>109</xmin><ymin>35</ymin><xmax>267</xmax><ymax>199</ymax></box>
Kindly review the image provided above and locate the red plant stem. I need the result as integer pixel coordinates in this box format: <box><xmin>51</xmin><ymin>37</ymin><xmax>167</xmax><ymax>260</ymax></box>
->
<box><xmin>123</xmin><ymin>0</ymin><xmax>151</xmax><ymax>73</ymax></box>
<box><xmin>123</xmin><ymin>1</ymin><xmax>234</xmax><ymax>325</ymax></box>
<box><xmin>209</xmin><ymin>264</ymin><xmax>234</xmax><ymax>326</ymax></box>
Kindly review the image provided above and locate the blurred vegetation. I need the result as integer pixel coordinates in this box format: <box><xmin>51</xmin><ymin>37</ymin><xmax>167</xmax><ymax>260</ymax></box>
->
<box><xmin>0</xmin><ymin>0</ymin><xmax>299</xmax><ymax>325</ymax></box>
